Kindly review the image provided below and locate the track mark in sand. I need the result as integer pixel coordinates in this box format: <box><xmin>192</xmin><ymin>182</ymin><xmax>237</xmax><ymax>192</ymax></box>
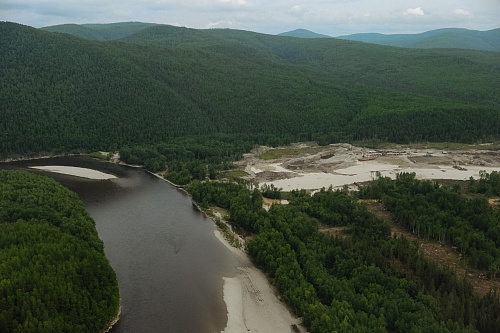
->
<box><xmin>242</xmin><ymin>272</ymin><xmax>265</xmax><ymax>303</ymax></box>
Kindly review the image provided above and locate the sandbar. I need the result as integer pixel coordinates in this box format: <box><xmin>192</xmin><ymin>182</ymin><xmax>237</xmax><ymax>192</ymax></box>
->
<box><xmin>30</xmin><ymin>166</ymin><xmax>116</xmax><ymax>180</ymax></box>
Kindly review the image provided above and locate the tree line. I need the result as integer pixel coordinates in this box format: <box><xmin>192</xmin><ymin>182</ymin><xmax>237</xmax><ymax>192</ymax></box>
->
<box><xmin>119</xmin><ymin>135</ymin><xmax>254</xmax><ymax>183</ymax></box>
<box><xmin>469</xmin><ymin>171</ymin><xmax>500</xmax><ymax>197</ymax></box>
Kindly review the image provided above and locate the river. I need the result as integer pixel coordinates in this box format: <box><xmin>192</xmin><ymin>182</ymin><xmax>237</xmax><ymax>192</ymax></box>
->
<box><xmin>0</xmin><ymin>157</ymin><xmax>238</xmax><ymax>333</ymax></box>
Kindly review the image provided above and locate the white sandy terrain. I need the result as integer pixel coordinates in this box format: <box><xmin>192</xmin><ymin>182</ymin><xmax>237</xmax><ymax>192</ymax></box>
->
<box><xmin>30</xmin><ymin>166</ymin><xmax>116</xmax><ymax>180</ymax></box>
<box><xmin>215</xmin><ymin>231</ymin><xmax>306</xmax><ymax>333</ymax></box>
<box><xmin>263</xmin><ymin>161</ymin><xmax>500</xmax><ymax>191</ymax></box>
<box><xmin>239</xmin><ymin>143</ymin><xmax>500</xmax><ymax>192</ymax></box>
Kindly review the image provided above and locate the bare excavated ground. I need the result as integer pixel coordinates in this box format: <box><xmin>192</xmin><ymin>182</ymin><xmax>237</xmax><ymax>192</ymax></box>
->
<box><xmin>235</xmin><ymin>142</ymin><xmax>500</xmax><ymax>189</ymax></box>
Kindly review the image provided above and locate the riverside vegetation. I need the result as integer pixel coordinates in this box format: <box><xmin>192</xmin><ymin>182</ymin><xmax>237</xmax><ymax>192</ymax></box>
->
<box><xmin>187</xmin><ymin>174</ymin><xmax>500</xmax><ymax>332</ymax></box>
<box><xmin>0</xmin><ymin>170</ymin><xmax>120</xmax><ymax>332</ymax></box>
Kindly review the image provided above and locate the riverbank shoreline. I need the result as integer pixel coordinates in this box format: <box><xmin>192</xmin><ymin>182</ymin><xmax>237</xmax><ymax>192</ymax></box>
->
<box><xmin>144</xmin><ymin>165</ymin><xmax>306</xmax><ymax>332</ymax></box>
<box><xmin>0</xmin><ymin>152</ymin><xmax>82</xmax><ymax>163</ymax></box>
<box><xmin>213</xmin><ymin>230</ymin><xmax>306</xmax><ymax>333</ymax></box>
<box><xmin>130</xmin><ymin>162</ymin><xmax>306</xmax><ymax>332</ymax></box>
<box><xmin>103</xmin><ymin>300</ymin><xmax>122</xmax><ymax>333</ymax></box>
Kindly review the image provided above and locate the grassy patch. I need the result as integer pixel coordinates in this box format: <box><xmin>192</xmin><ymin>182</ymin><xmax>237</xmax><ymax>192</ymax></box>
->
<box><xmin>354</xmin><ymin>141</ymin><xmax>500</xmax><ymax>151</ymax></box>
<box><xmin>259</xmin><ymin>146</ymin><xmax>328</xmax><ymax>160</ymax></box>
<box><xmin>223</xmin><ymin>169</ymin><xmax>249</xmax><ymax>179</ymax></box>
<box><xmin>352</xmin><ymin>140</ymin><xmax>396</xmax><ymax>149</ymax></box>
<box><xmin>215</xmin><ymin>218</ymin><xmax>241</xmax><ymax>249</ymax></box>
<box><xmin>211</xmin><ymin>206</ymin><xmax>229</xmax><ymax>219</ymax></box>
<box><xmin>260</xmin><ymin>148</ymin><xmax>303</xmax><ymax>160</ymax></box>
<box><xmin>411</xmin><ymin>142</ymin><xmax>500</xmax><ymax>151</ymax></box>
<box><xmin>89</xmin><ymin>151</ymin><xmax>110</xmax><ymax>160</ymax></box>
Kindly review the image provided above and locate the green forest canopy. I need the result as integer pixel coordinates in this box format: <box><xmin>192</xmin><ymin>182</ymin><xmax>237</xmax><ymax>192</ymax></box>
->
<box><xmin>1</xmin><ymin>22</ymin><xmax>499</xmax><ymax>158</ymax></box>
<box><xmin>0</xmin><ymin>170</ymin><xmax>120</xmax><ymax>333</ymax></box>
<box><xmin>187</xmin><ymin>179</ymin><xmax>500</xmax><ymax>333</ymax></box>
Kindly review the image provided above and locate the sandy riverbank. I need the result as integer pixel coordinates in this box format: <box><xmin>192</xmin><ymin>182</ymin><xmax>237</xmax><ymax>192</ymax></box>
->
<box><xmin>214</xmin><ymin>231</ymin><xmax>306</xmax><ymax>333</ymax></box>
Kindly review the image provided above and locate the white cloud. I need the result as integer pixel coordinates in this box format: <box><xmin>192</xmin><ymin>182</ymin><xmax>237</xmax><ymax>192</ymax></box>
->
<box><xmin>404</xmin><ymin>7</ymin><xmax>425</xmax><ymax>16</ymax></box>
<box><xmin>206</xmin><ymin>20</ymin><xmax>234</xmax><ymax>28</ymax></box>
<box><xmin>290</xmin><ymin>5</ymin><xmax>302</xmax><ymax>13</ymax></box>
<box><xmin>454</xmin><ymin>8</ymin><xmax>471</xmax><ymax>16</ymax></box>
<box><xmin>218</xmin><ymin>0</ymin><xmax>247</xmax><ymax>4</ymax></box>
<box><xmin>1</xmin><ymin>0</ymin><xmax>499</xmax><ymax>36</ymax></box>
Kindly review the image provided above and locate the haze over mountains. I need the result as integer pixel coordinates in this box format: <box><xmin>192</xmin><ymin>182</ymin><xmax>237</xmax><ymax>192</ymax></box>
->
<box><xmin>41</xmin><ymin>22</ymin><xmax>158</xmax><ymax>41</ymax></box>
<box><xmin>42</xmin><ymin>22</ymin><xmax>500</xmax><ymax>52</ymax></box>
<box><xmin>337</xmin><ymin>28</ymin><xmax>500</xmax><ymax>52</ymax></box>
<box><xmin>1</xmin><ymin>21</ymin><xmax>499</xmax><ymax>157</ymax></box>
<box><xmin>277</xmin><ymin>29</ymin><xmax>333</xmax><ymax>39</ymax></box>
<box><xmin>280</xmin><ymin>27</ymin><xmax>500</xmax><ymax>52</ymax></box>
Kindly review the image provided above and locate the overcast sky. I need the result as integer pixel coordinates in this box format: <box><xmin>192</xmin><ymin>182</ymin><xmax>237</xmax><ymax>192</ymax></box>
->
<box><xmin>1</xmin><ymin>0</ymin><xmax>499</xmax><ymax>36</ymax></box>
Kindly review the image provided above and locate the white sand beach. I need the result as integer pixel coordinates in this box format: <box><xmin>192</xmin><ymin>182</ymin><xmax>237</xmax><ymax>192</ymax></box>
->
<box><xmin>30</xmin><ymin>166</ymin><xmax>116</xmax><ymax>180</ymax></box>
<box><xmin>215</xmin><ymin>231</ymin><xmax>306</xmax><ymax>333</ymax></box>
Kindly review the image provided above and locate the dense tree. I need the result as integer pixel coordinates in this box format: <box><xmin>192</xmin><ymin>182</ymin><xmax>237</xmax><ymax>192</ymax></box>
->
<box><xmin>0</xmin><ymin>170</ymin><xmax>119</xmax><ymax>332</ymax></box>
<box><xmin>469</xmin><ymin>171</ymin><xmax>500</xmax><ymax>197</ymax></box>
<box><xmin>189</xmin><ymin>180</ymin><xmax>500</xmax><ymax>332</ymax></box>
<box><xmin>359</xmin><ymin>172</ymin><xmax>500</xmax><ymax>272</ymax></box>
<box><xmin>1</xmin><ymin>22</ymin><xmax>499</xmax><ymax>158</ymax></box>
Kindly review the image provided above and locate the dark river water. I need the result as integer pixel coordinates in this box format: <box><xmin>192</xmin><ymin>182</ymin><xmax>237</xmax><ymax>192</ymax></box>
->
<box><xmin>0</xmin><ymin>157</ymin><xmax>237</xmax><ymax>333</ymax></box>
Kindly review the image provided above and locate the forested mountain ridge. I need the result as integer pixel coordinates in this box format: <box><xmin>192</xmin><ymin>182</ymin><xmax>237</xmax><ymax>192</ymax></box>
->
<box><xmin>41</xmin><ymin>23</ymin><xmax>500</xmax><ymax>52</ymax></box>
<box><xmin>40</xmin><ymin>22</ymin><xmax>158</xmax><ymax>40</ymax></box>
<box><xmin>1</xmin><ymin>22</ymin><xmax>499</xmax><ymax>157</ymax></box>
<box><xmin>337</xmin><ymin>28</ymin><xmax>500</xmax><ymax>52</ymax></box>
<box><xmin>278</xmin><ymin>28</ymin><xmax>333</xmax><ymax>39</ymax></box>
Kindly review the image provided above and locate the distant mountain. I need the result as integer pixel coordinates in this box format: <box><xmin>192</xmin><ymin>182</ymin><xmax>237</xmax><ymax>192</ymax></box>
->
<box><xmin>278</xmin><ymin>28</ymin><xmax>332</xmax><ymax>39</ymax></box>
<box><xmin>337</xmin><ymin>28</ymin><xmax>500</xmax><ymax>52</ymax></box>
<box><xmin>40</xmin><ymin>22</ymin><xmax>158</xmax><ymax>40</ymax></box>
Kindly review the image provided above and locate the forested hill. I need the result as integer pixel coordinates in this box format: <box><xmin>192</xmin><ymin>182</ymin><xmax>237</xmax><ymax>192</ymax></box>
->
<box><xmin>0</xmin><ymin>170</ymin><xmax>120</xmax><ymax>332</ymax></box>
<box><xmin>278</xmin><ymin>28</ymin><xmax>333</xmax><ymax>39</ymax></box>
<box><xmin>337</xmin><ymin>28</ymin><xmax>500</xmax><ymax>52</ymax></box>
<box><xmin>40</xmin><ymin>22</ymin><xmax>158</xmax><ymax>40</ymax></box>
<box><xmin>1</xmin><ymin>22</ymin><xmax>499</xmax><ymax>157</ymax></box>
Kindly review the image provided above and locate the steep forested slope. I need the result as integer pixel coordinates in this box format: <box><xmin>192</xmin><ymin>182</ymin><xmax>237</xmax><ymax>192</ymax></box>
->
<box><xmin>1</xmin><ymin>22</ymin><xmax>499</xmax><ymax>157</ymax></box>
<box><xmin>0</xmin><ymin>23</ymin><xmax>210</xmax><ymax>154</ymax></box>
<box><xmin>0</xmin><ymin>170</ymin><xmax>119</xmax><ymax>332</ymax></box>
